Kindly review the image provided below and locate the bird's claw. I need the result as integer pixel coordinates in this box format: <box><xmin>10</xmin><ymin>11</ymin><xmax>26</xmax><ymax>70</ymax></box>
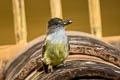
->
<box><xmin>49</xmin><ymin>65</ymin><xmax>54</xmax><ymax>73</ymax></box>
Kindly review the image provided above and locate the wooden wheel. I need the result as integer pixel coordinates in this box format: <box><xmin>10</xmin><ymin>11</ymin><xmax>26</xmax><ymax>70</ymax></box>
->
<box><xmin>4</xmin><ymin>31</ymin><xmax>120</xmax><ymax>80</ymax></box>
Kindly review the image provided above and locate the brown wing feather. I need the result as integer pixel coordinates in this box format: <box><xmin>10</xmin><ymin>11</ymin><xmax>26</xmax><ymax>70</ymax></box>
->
<box><xmin>68</xmin><ymin>37</ymin><xmax>70</xmax><ymax>52</ymax></box>
<box><xmin>42</xmin><ymin>42</ymin><xmax>46</xmax><ymax>58</ymax></box>
<box><xmin>41</xmin><ymin>38</ymin><xmax>49</xmax><ymax>73</ymax></box>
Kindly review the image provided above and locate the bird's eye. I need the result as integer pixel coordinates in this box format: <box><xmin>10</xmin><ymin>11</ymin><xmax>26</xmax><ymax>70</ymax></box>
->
<box><xmin>55</xmin><ymin>22</ymin><xmax>58</xmax><ymax>25</ymax></box>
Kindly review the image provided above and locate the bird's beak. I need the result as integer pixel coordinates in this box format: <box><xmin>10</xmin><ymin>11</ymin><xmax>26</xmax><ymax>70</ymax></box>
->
<box><xmin>63</xmin><ymin>20</ymin><xmax>72</xmax><ymax>26</ymax></box>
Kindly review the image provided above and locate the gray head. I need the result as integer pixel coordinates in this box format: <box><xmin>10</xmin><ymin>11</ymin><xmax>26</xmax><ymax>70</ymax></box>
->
<box><xmin>47</xmin><ymin>17</ymin><xmax>72</xmax><ymax>34</ymax></box>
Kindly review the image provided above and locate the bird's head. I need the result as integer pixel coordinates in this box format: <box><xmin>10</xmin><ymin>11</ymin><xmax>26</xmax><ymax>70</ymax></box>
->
<box><xmin>47</xmin><ymin>17</ymin><xmax>72</xmax><ymax>35</ymax></box>
<box><xmin>48</xmin><ymin>17</ymin><xmax>72</xmax><ymax>29</ymax></box>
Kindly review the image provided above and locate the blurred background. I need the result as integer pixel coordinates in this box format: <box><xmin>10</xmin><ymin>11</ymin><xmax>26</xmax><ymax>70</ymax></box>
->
<box><xmin>0</xmin><ymin>0</ymin><xmax>120</xmax><ymax>45</ymax></box>
<box><xmin>0</xmin><ymin>1</ymin><xmax>120</xmax><ymax>79</ymax></box>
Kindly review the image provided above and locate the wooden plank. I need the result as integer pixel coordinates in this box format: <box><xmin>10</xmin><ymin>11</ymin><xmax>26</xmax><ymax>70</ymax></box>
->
<box><xmin>50</xmin><ymin>0</ymin><xmax>63</xmax><ymax>18</ymax></box>
<box><xmin>88</xmin><ymin>0</ymin><xmax>102</xmax><ymax>37</ymax></box>
<box><xmin>12</xmin><ymin>0</ymin><xmax>27</xmax><ymax>44</ymax></box>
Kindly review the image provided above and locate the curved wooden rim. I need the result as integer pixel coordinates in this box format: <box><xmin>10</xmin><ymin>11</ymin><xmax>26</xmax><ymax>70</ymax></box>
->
<box><xmin>37</xmin><ymin>60</ymin><xmax>120</xmax><ymax>80</ymax></box>
<box><xmin>4</xmin><ymin>31</ymin><xmax>120</xmax><ymax>80</ymax></box>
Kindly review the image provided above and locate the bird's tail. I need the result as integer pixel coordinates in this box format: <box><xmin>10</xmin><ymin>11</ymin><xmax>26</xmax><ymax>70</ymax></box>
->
<box><xmin>42</xmin><ymin>63</ymin><xmax>48</xmax><ymax>73</ymax></box>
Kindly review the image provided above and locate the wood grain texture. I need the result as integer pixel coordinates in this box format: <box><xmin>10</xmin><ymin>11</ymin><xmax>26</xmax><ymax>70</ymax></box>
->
<box><xmin>0</xmin><ymin>44</ymin><xmax>26</xmax><ymax>70</ymax></box>
<box><xmin>38</xmin><ymin>60</ymin><xmax>120</xmax><ymax>80</ymax></box>
<box><xmin>3</xmin><ymin>31</ymin><xmax>120</xmax><ymax>80</ymax></box>
<box><xmin>88</xmin><ymin>0</ymin><xmax>102</xmax><ymax>37</ymax></box>
<box><xmin>50</xmin><ymin>0</ymin><xmax>63</xmax><ymax>18</ymax></box>
<box><xmin>12</xmin><ymin>0</ymin><xmax>27</xmax><ymax>44</ymax></box>
<box><xmin>0</xmin><ymin>33</ymin><xmax>120</xmax><ymax>69</ymax></box>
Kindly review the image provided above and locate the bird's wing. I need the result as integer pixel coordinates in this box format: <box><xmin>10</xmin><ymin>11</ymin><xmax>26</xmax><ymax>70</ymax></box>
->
<box><xmin>41</xmin><ymin>38</ymin><xmax>49</xmax><ymax>73</ymax></box>
<box><xmin>42</xmin><ymin>40</ymin><xmax>46</xmax><ymax>58</ymax></box>
<box><xmin>68</xmin><ymin>37</ymin><xmax>70</xmax><ymax>52</ymax></box>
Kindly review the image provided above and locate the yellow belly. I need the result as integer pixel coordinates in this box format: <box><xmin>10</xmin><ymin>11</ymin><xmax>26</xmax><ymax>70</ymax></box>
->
<box><xmin>43</xmin><ymin>42</ymin><xmax>69</xmax><ymax>66</ymax></box>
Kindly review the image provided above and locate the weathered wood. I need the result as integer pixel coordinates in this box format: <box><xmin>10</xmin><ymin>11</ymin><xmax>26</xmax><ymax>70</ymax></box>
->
<box><xmin>0</xmin><ymin>44</ymin><xmax>27</xmax><ymax>75</ymax></box>
<box><xmin>0</xmin><ymin>35</ymin><xmax>120</xmax><ymax>80</ymax></box>
<box><xmin>88</xmin><ymin>0</ymin><xmax>102</xmax><ymax>37</ymax></box>
<box><xmin>12</xmin><ymin>0</ymin><xmax>27</xmax><ymax>44</ymax></box>
<box><xmin>38</xmin><ymin>60</ymin><xmax>120</xmax><ymax>80</ymax></box>
<box><xmin>4</xmin><ymin>31</ymin><xmax>120</xmax><ymax>80</ymax></box>
<box><xmin>0</xmin><ymin>35</ymin><xmax>120</xmax><ymax>64</ymax></box>
<box><xmin>50</xmin><ymin>0</ymin><xmax>63</xmax><ymax>18</ymax></box>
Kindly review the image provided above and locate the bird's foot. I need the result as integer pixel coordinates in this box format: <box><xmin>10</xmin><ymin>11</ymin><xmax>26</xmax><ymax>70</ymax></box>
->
<box><xmin>49</xmin><ymin>65</ymin><xmax>54</xmax><ymax>73</ymax></box>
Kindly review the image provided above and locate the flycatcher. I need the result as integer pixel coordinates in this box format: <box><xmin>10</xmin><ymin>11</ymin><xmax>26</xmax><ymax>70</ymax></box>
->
<box><xmin>42</xmin><ymin>17</ymin><xmax>72</xmax><ymax>73</ymax></box>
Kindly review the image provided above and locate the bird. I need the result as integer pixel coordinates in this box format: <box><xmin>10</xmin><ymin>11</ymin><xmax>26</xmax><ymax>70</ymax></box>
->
<box><xmin>41</xmin><ymin>17</ymin><xmax>72</xmax><ymax>73</ymax></box>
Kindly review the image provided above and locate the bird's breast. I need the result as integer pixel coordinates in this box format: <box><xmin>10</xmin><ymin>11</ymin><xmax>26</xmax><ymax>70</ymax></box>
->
<box><xmin>44</xmin><ymin>30</ymin><xmax>69</xmax><ymax>66</ymax></box>
<box><xmin>44</xmin><ymin>42</ymin><xmax>69</xmax><ymax>66</ymax></box>
<box><xmin>46</xmin><ymin>29</ymin><xmax>67</xmax><ymax>43</ymax></box>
